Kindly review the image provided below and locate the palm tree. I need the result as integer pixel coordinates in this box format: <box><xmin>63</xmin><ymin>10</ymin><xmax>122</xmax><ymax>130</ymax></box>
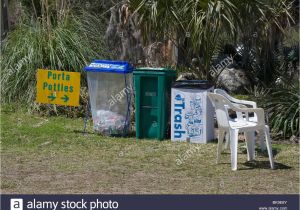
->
<box><xmin>128</xmin><ymin>0</ymin><xmax>294</xmax><ymax>81</ymax></box>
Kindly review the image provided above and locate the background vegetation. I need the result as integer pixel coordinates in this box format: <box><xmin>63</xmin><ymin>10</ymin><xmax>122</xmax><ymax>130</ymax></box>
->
<box><xmin>1</xmin><ymin>0</ymin><xmax>299</xmax><ymax>139</ymax></box>
<box><xmin>1</xmin><ymin>0</ymin><xmax>111</xmax><ymax>116</ymax></box>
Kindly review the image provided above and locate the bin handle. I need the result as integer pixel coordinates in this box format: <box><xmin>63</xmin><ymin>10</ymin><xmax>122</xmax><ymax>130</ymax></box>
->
<box><xmin>141</xmin><ymin>106</ymin><xmax>158</xmax><ymax>109</ymax></box>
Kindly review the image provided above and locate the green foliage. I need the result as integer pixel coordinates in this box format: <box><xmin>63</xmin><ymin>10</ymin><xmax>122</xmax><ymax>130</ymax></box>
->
<box><xmin>245</xmin><ymin>83</ymin><xmax>299</xmax><ymax>139</ymax></box>
<box><xmin>0</xmin><ymin>9</ymin><xmax>110</xmax><ymax>104</ymax></box>
<box><xmin>245</xmin><ymin>85</ymin><xmax>271</xmax><ymax>101</ymax></box>
<box><xmin>128</xmin><ymin>0</ymin><xmax>294</xmax><ymax>81</ymax></box>
<box><xmin>273</xmin><ymin>26</ymin><xmax>299</xmax><ymax>83</ymax></box>
<box><xmin>231</xmin><ymin>94</ymin><xmax>251</xmax><ymax>101</ymax></box>
<box><xmin>129</xmin><ymin>0</ymin><xmax>239</xmax><ymax>78</ymax></box>
<box><xmin>247</xmin><ymin>83</ymin><xmax>300</xmax><ymax>139</ymax></box>
<box><xmin>265</xmin><ymin>84</ymin><xmax>299</xmax><ymax>139</ymax></box>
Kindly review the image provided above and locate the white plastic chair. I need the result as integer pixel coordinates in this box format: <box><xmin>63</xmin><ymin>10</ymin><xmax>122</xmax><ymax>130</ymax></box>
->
<box><xmin>214</xmin><ymin>89</ymin><xmax>266</xmax><ymax>151</ymax></box>
<box><xmin>207</xmin><ymin>92</ymin><xmax>274</xmax><ymax>171</ymax></box>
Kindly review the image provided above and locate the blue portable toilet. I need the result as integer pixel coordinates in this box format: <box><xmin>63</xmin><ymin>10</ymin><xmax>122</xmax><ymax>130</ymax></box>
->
<box><xmin>85</xmin><ymin>60</ymin><xmax>133</xmax><ymax>136</ymax></box>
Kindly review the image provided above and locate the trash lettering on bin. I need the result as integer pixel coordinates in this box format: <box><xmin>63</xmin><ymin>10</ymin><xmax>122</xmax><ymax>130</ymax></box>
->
<box><xmin>173</xmin><ymin>94</ymin><xmax>186</xmax><ymax>138</ymax></box>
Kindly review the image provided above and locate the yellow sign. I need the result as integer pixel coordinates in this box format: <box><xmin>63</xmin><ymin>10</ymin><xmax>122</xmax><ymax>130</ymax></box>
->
<box><xmin>36</xmin><ymin>69</ymin><xmax>81</xmax><ymax>106</ymax></box>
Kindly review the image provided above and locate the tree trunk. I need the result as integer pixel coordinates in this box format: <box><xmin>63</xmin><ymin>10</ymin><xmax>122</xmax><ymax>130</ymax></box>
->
<box><xmin>105</xmin><ymin>2</ymin><xmax>145</xmax><ymax>65</ymax></box>
<box><xmin>1</xmin><ymin>0</ymin><xmax>9</xmax><ymax>41</ymax></box>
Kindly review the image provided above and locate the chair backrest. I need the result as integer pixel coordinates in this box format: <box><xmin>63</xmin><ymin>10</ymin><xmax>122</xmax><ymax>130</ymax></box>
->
<box><xmin>214</xmin><ymin>88</ymin><xmax>258</xmax><ymax>121</ymax></box>
<box><xmin>214</xmin><ymin>88</ymin><xmax>243</xmax><ymax>119</ymax></box>
<box><xmin>207</xmin><ymin>93</ymin><xmax>236</xmax><ymax>128</ymax></box>
<box><xmin>214</xmin><ymin>88</ymin><xmax>247</xmax><ymax>105</ymax></box>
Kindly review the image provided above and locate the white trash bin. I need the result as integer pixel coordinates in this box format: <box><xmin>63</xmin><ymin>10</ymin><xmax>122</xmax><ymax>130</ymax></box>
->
<box><xmin>171</xmin><ymin>80</ymin><xmax>215</xmax><ymax>143</ymax></box>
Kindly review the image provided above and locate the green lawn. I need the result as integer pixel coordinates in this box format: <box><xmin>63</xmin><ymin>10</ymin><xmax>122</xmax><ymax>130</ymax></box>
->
<box><xmin>1</xmin><ymin>105</ymin><xmax>299</xmax><ymax>194</ymax></box>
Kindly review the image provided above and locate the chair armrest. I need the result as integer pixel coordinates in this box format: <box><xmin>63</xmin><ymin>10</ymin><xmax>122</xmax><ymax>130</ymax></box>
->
<box><xmin>233</xmin><ymin>101</ymin><xmax>257</xmax><ymax>121</ymax></box>
<box><xmin>231</xmin><ymin>103</ymin><xmax>247</xmax><ymax>120</ymax></box>
<box><xmin>236</xmin><ymin>100</ymin><xmax>257</xmax><ymax>108</ymax></box>
<box><xmin>232</xmin><ymin>103</ymin><xmax>247</xmax><ymax>108</ymax></box>
<box><xmin>233</xmin><ymin>107</ymin><xmax>265</xmax><ymax>125</ymax></box>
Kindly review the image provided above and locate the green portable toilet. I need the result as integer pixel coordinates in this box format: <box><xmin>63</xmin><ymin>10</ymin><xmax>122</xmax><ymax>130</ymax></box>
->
<box><xmin>133</xmin><ymin>68</ymin><xmax>176</xmax><ymax>140</ymax></box>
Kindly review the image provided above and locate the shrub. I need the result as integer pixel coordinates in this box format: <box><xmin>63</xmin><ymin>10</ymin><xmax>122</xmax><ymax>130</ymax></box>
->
<box><xmin>265</xmin><ymin>84</ymin><xmax>299</xmax><ymax>139</ymax></box>
<box><xmin>0</xmin><ymin>6</ymin><xmax>110</xmax><ymax>107</ymax></box>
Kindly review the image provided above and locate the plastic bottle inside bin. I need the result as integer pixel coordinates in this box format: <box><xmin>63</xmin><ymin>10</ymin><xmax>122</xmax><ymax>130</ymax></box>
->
<box><xmin>94</xmin><ymin>110</ymin><xmax>127</xmax><ymax>135</ymax></box>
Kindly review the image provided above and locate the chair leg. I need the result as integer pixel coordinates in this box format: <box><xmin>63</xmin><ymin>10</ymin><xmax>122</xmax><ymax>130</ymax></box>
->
<box><xmin>230</xmin><ymin>129</ymin><xmax>239</xmax><ymax>171</ymax></box>
<box><xmin>258</xmin><ymin>129</ymin><xmax>266</xmax><ymax>151</ymax></box>
<box><xmin>217</xmin><ymin>129</ymin><xmax>225</xmax><ymax>164</ymax></box>
<box><xmin>264</xmin><ymin>126</ymin><xmax>275</xmax><ymax>169</ymax></box>
<box><xmin>245</xmin><ymin>131</ymin><xmax>255</xmax><ymax>161</ymax></box>
<box><xmin>224</xmin><ymin>132</ymin><xmax>230</xmax><ymax>150</ymax></box>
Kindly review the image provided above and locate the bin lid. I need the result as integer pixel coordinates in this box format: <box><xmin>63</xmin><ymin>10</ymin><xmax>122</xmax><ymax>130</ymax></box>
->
<box><xmin>172</xmin><ymin>80</ymin><xmax>214</xmax><ymax>89</ymax></box>
<box><xmin>134</xmin><ymin>67</ymin><xmax>176</xmax><ymax>76</ymax></box>
<box><xmin>84</xmin><ymin>60</ymin><xmax>133</xmax><ymax>74</ymax></box>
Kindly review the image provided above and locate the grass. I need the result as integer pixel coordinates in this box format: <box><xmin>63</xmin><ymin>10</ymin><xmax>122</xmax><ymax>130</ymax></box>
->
<box><xmin>0</xmin><ymin>105</ymin><xmax>299</xmax><ymax>194</ymax></box>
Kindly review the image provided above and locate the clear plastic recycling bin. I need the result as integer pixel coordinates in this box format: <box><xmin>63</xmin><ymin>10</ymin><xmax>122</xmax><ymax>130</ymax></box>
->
<box><xmin>171</xmin><ymin>80</ymin><xmax>215</xmax><ymax>143</ymax></box>
<box><xmin>85</xmin><ymin>60</ymin><xmax>133</xmax><ymax>136</ymax></box>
